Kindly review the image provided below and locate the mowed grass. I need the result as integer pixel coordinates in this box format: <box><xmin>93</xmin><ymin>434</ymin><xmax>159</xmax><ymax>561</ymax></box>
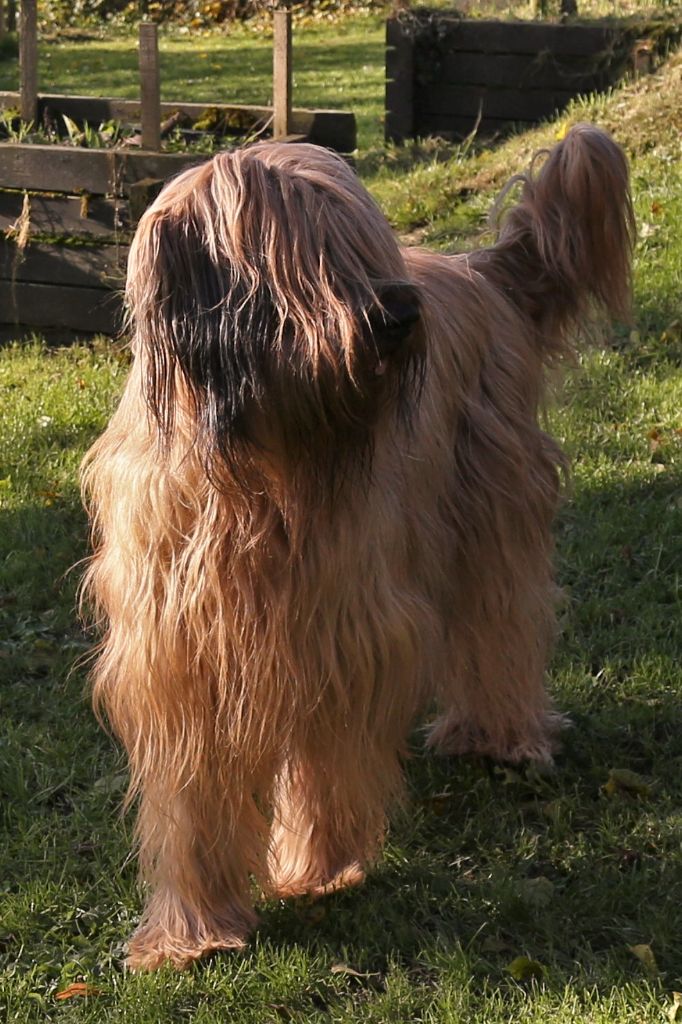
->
<box><xmin>0</xmin><ymin>17</ymin><xmax>387</xmax><ymax>150</ymax></box>
<box><xmin>1</xmin><ymin>13</ymin><xmax>682</xmax><ymax>1024</ymax></box>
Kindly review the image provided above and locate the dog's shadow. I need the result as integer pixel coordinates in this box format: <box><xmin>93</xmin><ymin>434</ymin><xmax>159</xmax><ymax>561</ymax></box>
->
<box><xmin>248</xmin><ymin>453</ymin><xmax>682</xmax><ymax>997</ymax></box>
<box><xmin>2</xmin><ymin>458</ymin><xmax>682</xmax><ymax>1000</ymax></box>
<box><xmin>247</xmin><ymin>691</ymin><xmax>682</xmax><ymax>998</ymax></box>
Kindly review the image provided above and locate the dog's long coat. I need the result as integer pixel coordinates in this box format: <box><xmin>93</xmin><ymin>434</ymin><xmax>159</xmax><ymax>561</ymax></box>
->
<box><xmin>82</xmin><ymin>126</ymin><xmax>633</xmax><ymax>969</ymax></box>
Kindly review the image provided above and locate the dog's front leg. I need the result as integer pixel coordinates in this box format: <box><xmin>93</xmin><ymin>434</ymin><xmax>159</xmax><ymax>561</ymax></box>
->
<box><xmin>126</xmin><ymin>774</ymin><xmax>266</xmax><ymax>970</ymax></box>
<box><xmin>267</xmin><ymin>715</ymin><xmax>412</xmax><ymax>900</ymax></box>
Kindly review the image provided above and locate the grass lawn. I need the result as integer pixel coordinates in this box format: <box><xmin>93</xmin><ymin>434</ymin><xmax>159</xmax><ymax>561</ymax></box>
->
<box><xmin>0</xmin><ymin>17</ymin><xmax>387</xmax><ymax>150</ymax></box>
<box><xmin>1</xmin><ymin>10</ymin><xmax>682</xmax><ymax>1023</ymax></box>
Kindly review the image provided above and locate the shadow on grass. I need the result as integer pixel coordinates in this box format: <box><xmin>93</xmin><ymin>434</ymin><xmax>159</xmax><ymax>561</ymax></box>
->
<box><xmin>1</xmin><ymin>468</ymin><xmax>681</xmax><ymax>1007</ymax></box>
<box><xmin>253</xmin><ymin>682</ymin><xmax>682</xmax><ymax>988</ymax></box>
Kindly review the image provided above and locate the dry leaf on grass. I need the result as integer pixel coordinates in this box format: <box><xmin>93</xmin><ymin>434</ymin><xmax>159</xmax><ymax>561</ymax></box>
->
<box><xmin>505</xmin><ymin>956</ymin><xmax>545</xmax><ymax>982</ymax></box>
<box><xmin>55</xmin><ymin>982</ymin><xmax>101</xmax><ymax>1001</ymax></box>
<box><xmin>668</xmin><ymin>992</ymin><xmax>682</xmax><ymax>1023</ymax></box>
<box><xmin>330</xmin><ymin>963</ymin><xmax>379</xmax><ymax>979</ymax></box>
<box><xmin>602</xmin><ymin>768</ymin><xmax>651</xmax><ymax>799</ymax></box>
<box><xmin>628</xmin><ymin>943</ymin><xmax>659</xmax><ymax>978</ymax></box>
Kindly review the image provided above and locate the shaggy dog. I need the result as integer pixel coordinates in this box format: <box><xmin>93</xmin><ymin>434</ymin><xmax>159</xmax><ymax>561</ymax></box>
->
<box><xmin>81</xmin><ymin>125</ymin><xmax>633</xmax><ymax>970</ymax></box>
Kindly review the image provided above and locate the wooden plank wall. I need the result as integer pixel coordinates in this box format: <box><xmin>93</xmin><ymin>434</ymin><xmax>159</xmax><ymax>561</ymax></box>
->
<box><xmin>386</xmin><ymin>15</ymin><xmax>680</xmax><ymax>142</ymax></box>
<box><xmin>415</xmin><ymin>20</ymin><xmax>614</xmax><ymax>139</ymax></box>
<box><xmin>0</xmin><ymin>238</ymin><xmax>127</xmax><ymax>335</ymax></box>
<box><xmin>0</xmin><ymin>97</ymin><xmax>356</xmax><ymax>338</ymax></box>
<box><xmin>0</xmin><ymin>144</ymin><xmax>203</xmax><ymax>196</ymax></box>
<box><xmin>0</xmin><ymin>144</ymin><xmax>194</xmax><ymax>336</ymax></box>
<box><xmin>385</xmin><ymin>18</ymin><xmax>415</xmax><ymax>143</ymax></box>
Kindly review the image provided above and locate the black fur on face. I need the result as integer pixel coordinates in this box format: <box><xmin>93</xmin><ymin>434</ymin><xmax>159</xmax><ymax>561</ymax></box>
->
<box><xmin>126</xmin><ymin>147</ymin><xmax>425</xmax><ymax>487</ymax></box>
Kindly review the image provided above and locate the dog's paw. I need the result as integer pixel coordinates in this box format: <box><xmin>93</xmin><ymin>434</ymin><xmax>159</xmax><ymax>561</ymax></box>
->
<box><xmin>426</xmin><ymin>710</ymin><xmax>570</xmax><ymax>765</ymax></box>
<box><xmin>269</xmin><ymin>860</ymin><xmax>366</xmax><ymax>900</ymax></box>
<box><xmin>125</xmin><ymin>894</ymin><xmax>256</xmax><ymax>971</ymax></box>
<box><xmin>126</xmin><ymin>923</ymin><xmax>248</xmax><ymax>971</ymax></box>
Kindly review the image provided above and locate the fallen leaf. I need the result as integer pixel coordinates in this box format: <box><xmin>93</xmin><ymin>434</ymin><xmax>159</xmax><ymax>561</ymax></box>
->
<box><xmin>506</xmin><ymin>956</ymin><xmax>544</xmax><ymax>981</ymax></box>
<box><xmin>93</xmin><ymin>773</ymin><xmax>127</xmax><ymax>795</ymax></box>
<box><xmin>499</xmin><ymin>766</ymin><xmax>523</xmax><ymax>786</ymax></box>
<box><xmin>668</xmin><ymin>991</ymin><xmax>682</xmax><ymax>1023</ymax></box>
<box><xmin>603</xmin><ymin>769</ymin><xmax>651</xmax><ymax>799</ymax></box>
<box><xmin>55</xmin><ymin>982</ymin><xmax>101</xmax><ymax>1001</ymax></box>
<box><xmin>628</xmin><ymin>943</ymin><xmax>659</xmax><ymax>977</ymax></box>
<box><xmin>331</xmin><ymin>963</ymin><xmax>378</xmax><ymax>979</ymax></box>
<box><xmin>540</xmin><ymin>800</ymin><xmax>561</xmax><ymax>824</ymax></box>
<box><xmin>423</xmin><ymin>791</ymin><xmax>452</xmax><ymax>815</ymax></box>
<box><xmin>517</xmin><ymin>876</ymin><xmax>555</xmax><ymax>910</ymax></box>
<box><xmin>661</xmin><ymin>320</ymin><xmax>681</xmax><ymax>343</ymax></box>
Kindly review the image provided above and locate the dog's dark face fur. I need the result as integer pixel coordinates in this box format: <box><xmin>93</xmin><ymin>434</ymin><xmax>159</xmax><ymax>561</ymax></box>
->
<box><xmin>126</xmin><ymin>144</ymin><xmax>424</xmax><ymax>482</ymax></box>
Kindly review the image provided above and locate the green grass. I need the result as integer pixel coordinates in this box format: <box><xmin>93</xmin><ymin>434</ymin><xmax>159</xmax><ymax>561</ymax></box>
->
<box><xmin>2</xmin><ymin>11</ymin><xmax>682</xmax><ymax>1024</ymax></box>
<box><xmin>0</xmin><ymin>17</ymin><xmax>386</xmax><ymax>150</ymax></box>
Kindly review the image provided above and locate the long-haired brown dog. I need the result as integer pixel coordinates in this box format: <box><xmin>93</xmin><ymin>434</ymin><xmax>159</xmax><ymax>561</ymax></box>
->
<box><xmin>81</xmin><ymin>125</ymin><xmax>633</xmax><ymax>970</ymax></box>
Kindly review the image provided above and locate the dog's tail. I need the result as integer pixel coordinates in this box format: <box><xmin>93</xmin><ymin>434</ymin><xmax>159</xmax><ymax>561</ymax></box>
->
<box><xmin>476</xmin><ymin>124</ymin><xmax>635</xmax><ymax>354</ymax></box>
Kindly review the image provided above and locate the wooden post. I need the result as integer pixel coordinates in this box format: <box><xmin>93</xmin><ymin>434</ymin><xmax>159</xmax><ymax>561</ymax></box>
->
<box><xmin>385</xmin><ymin>17</ymin><xmax>414</xmax><ymax>144</ymax></box>
<box><xmin>139</xmin><ymin>21</ymin><xmax>161</xmax><ymax>151</ymax></box>
<box><xmin>19</xmin><ymin>0</ymin><xmax>38</xmax><ymax>124</ymax></box>
<box><xmin>273</xmin><ymin>9</ymin><xmax>292</xmax><ymax>139</ymax></box>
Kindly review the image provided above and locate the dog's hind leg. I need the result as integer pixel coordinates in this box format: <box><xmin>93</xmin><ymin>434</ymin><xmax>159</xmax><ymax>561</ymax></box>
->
<box><xmin>427</xmin><ymin>401</ymin><xmax>567</xmax><ymax>764</ymax></box>
<box><xmin>426</xmin><ymin>565</ymin><xmax>567</xmax><ymax>765</ymax></box>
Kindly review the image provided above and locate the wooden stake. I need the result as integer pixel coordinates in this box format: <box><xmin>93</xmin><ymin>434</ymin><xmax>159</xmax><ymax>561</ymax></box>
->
<box><xmin>139</xmin><ymin>22</ymin><xmax>161</xmax><ymax>151</ymax></box>
<box><xmin>273</xmin><ymin>10</ymin><xmax>292</xmax><ymax>139</ymax></box>
<box><xmin>385</xmin><ymin>18</ymin><xmax>414</xmax><ymax>144</ymax></box>
<box><xmin>19</xmin><ymin>0</ymin><xmax>38</xmax><ymax>124</ymax></box>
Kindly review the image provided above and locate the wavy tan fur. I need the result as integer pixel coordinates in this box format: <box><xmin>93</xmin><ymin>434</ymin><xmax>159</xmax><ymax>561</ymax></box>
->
<box><xmin>81</xmin><ymin>126</ymin><xmax>634</xmax><ymax>970</ymax></box>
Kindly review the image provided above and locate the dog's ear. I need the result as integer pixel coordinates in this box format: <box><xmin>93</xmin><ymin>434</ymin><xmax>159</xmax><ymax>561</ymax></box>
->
<box><xmin>366</xmin><ymin>283</ymin><xmax>421</xmax><ymax>361</ymax></box>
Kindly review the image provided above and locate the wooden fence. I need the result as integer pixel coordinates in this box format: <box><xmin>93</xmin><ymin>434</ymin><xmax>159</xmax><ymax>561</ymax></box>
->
<box><xmin>386</xmin><ymin>12</ymin><xmax>682</xmax><ymax>142</ymax></box>
<box><xmin>0</xmin><ymin>144</ymin><xmax>203</xmax><ymax>339</ymax></box>
<box><xmin>0</xmin><ymin>11</ymin><xmax>356</xmax><ymax>341</ymax></box>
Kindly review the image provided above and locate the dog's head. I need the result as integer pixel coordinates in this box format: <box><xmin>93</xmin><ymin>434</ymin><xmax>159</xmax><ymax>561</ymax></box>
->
<box><xmin>126</xmin><ymin>142</ymin><xmax>424</xmax><ymax>484</ymax></box>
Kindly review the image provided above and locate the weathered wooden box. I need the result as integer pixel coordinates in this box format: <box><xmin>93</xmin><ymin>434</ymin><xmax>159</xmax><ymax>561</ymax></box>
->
<box><xmin>386</xmin><ymin>11</ymin><xmax>682</xmax><ymax>142</ymax></box>
<box><xmin>0</xmin><ymin>94</ymin><xmax>356</xmax><ymax>340</ymax></box>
